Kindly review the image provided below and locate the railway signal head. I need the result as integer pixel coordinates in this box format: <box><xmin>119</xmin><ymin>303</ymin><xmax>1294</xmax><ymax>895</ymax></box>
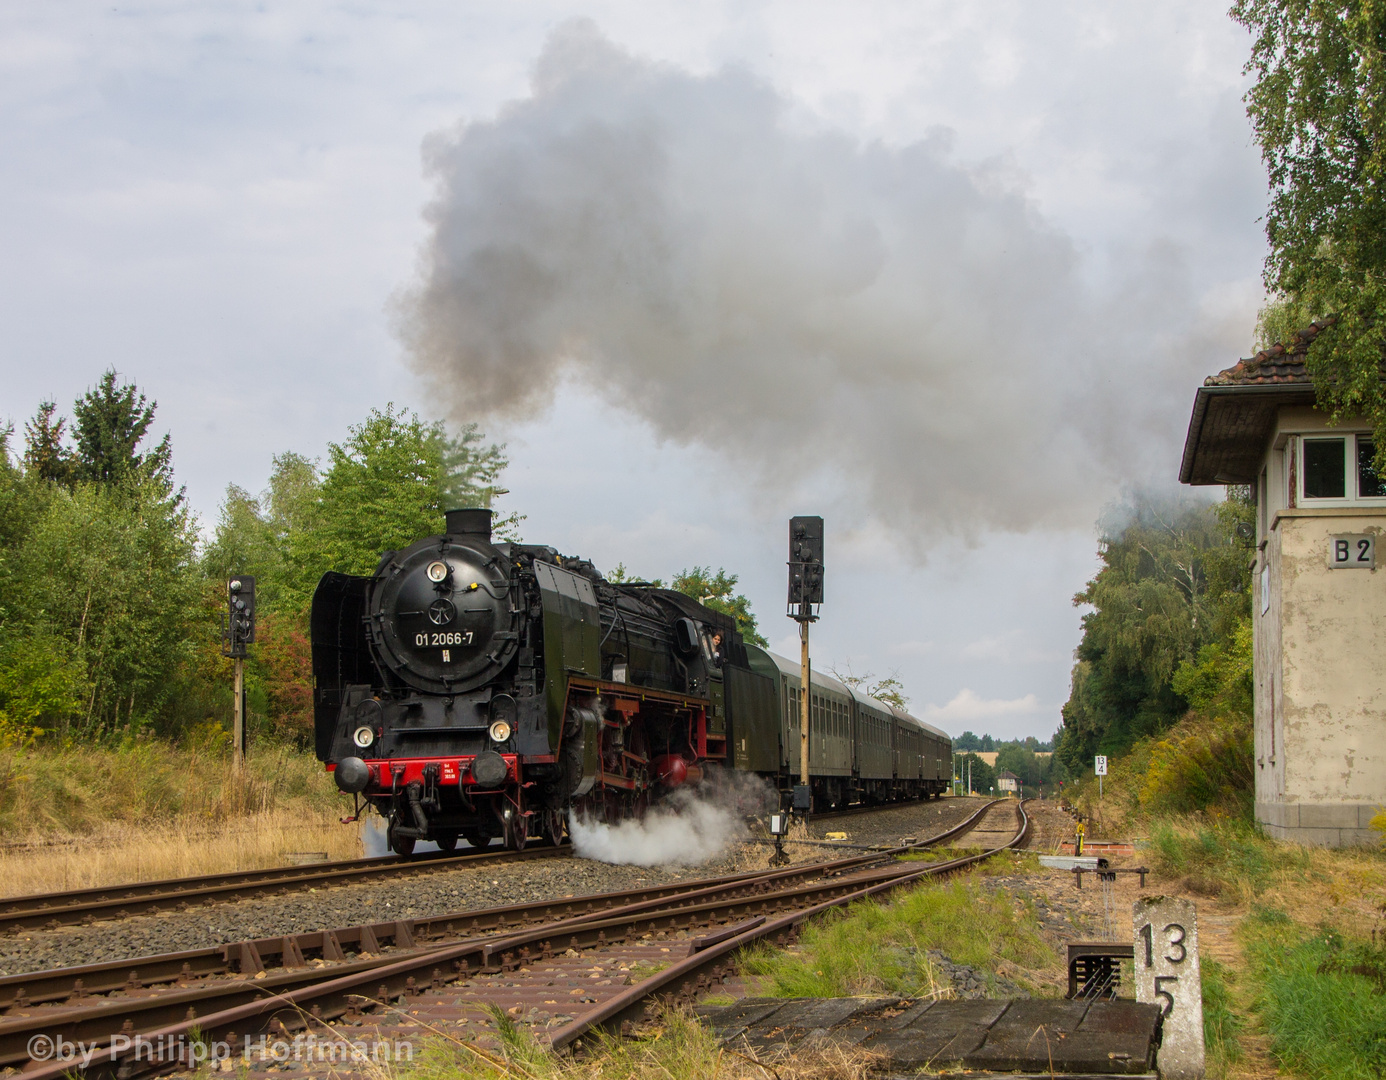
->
<box><xmin>224</xmin><ymin>575</ymin><xmax>256</xmax><ymax>657</ymax></box>
<box><xmin>787</xmin><ymin>516</ymin><xmax>824</xmax><ymax>615</ymax></box>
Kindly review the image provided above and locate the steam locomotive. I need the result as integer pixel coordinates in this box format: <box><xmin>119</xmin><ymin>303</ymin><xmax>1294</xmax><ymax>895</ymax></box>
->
<box><xmin>312</xmin><ymin>509</ymin><xmax>952</xmax><ymax>855</ymax></box>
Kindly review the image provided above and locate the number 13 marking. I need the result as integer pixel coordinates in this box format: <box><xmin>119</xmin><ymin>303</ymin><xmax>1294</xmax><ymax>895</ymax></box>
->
<box><xmin>1140</xmin><ymin>922</ymin><xmax>1187</xmax><ymax>966</ymax></box>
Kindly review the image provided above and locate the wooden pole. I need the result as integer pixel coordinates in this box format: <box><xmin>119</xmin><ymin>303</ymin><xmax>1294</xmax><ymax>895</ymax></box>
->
<box><xmin>799</xmin><ymin>619</ymin><xmax>810</xmax><ymax>787</ymax></box>
<box><xmin>233</xmin><ymin>656</ymin><xmax>245</xmax><ymax>771</ymax></box>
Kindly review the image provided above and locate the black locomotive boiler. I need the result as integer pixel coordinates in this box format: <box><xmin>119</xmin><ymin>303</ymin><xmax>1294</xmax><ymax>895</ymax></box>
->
<box><xmin>312</xmin><ymin>509</ymin><xmax>951</xmax><ymax>855</ymax></box>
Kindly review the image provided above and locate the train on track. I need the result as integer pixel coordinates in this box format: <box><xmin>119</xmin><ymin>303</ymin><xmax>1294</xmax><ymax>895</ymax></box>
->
<box><xmin>312</xmin><ymin>509</ymin><xmax>952</xmax><ymax>854</ymax></box>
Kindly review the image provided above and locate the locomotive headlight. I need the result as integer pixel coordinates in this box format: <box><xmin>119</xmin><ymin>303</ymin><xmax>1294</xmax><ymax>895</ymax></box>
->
<box><xmin>352</xmin><ymin>725</ymin><xmax>376</xmax><ymax>749</ymax></box>
<box><xmin>426</xmin><ymin>561</ymin><xmax>449</xmax><ymax>583</ymax></box>
<box><xmin>488</xmin><ymin>719</ymin><xmax>512</xmax><ymax>743</ymax></box>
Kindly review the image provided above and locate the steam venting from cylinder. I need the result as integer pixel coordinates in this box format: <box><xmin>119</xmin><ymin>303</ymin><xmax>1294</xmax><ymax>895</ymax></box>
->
<box><xmin>445</xmin><ymin>508</ymin><xmax>493</xmax><ymax>542</ymax></box>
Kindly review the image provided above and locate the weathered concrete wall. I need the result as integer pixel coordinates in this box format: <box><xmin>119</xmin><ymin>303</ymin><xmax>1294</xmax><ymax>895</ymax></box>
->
<box><xmin>1260</xmin><ymin>506</ymin><xmax>1386</xmax><ymax>845</ymax></box>
<box><xmin>1252</xmin><ymin>519</ymin><xmax>1285</xmax><ymax>813</ymax></box>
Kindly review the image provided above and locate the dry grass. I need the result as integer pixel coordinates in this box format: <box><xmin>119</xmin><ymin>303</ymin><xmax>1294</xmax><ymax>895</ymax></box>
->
<box><xmin>400</xmin><ymin>1006</ymin><xmax>880</xmax><ymax>1080</ymax></box>
<box><xmin>0</xmin><ymin>740</ymin><xmax>362</xmax><ymax>896</ymax></box>
<box><xmin>0</xmin><ymin>808</ymin><xmax>363</xmax><ymax>897</ymax></box>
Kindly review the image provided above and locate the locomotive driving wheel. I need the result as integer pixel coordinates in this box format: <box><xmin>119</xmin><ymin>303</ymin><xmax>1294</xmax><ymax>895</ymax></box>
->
<box><xmin>503</xmin><ymin>803</ymin><xmax>529</xmax><ymax>851</ymax></box>
<box><xmin>543</xmin><ymin>806</ymin><xmax>565</xmax><ymax>846</ymax></box>
<box><xmin>386</xmin><ymin>816</ymin><xmax>416</xmax><ymax>857</ymax></box>
<box><xmin>462</xmin><ymin>828</ymin><xmax>493</xmax><ymax>849</ymax></box>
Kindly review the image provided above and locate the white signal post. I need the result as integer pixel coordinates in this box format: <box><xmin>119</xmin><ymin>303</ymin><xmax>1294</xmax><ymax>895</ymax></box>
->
<box><xmin>1095</xmin><ymin>754</ymin><xmax>1107</xmax><ymax>799</ymax></box>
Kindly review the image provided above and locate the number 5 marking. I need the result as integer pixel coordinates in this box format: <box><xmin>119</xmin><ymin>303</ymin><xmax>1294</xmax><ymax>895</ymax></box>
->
<box><xmin>1154</xmin><ymin>975</ymin><xmax>1178</xmax><ymax>1016</ymax></box>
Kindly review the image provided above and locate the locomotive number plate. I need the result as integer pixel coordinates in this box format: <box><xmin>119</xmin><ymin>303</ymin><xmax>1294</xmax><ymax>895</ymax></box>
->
<box><xmin>415</xmin><ymin>631</ymin><xmax>475</xmax><ymax>647</ymax></box>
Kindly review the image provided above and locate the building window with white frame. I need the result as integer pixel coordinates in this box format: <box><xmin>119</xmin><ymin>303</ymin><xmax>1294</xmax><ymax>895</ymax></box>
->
<box><xmin>1300</xmin><ymin>434</ymin><xmax>1386</xmax><ymax>502</ymax></box>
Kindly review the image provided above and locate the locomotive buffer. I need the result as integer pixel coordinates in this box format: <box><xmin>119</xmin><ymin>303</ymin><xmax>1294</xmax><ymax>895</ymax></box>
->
<box><xmin>787</xmin><ymin>516</ymin><xmax>823</xmax><ymax>817</ymax></box>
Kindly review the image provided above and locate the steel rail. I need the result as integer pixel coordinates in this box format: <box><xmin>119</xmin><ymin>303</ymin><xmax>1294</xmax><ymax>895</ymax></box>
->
<box><xmin>547</xmin><ymin>797</ymin><xmax>1032</xmax><ymax>1050</ymax></box>
<box><xmin>0</xmin><ymin>798</ymin><xmax>1002</xmax><ymax>1010</ymax></box>
<box><xmin>1</xmin><ymin>796</ymin><xmax>989</xmax><ymax>935</ymax></box>
<box><xmin>0</xmin><ymin>843</ymin><xmax>566</xmax><ymax>934</ymax></box>
<box><xmin>1</xmin><ymin>800</ymin><xmax>1012</xmax><ymax>1077</ymax></box>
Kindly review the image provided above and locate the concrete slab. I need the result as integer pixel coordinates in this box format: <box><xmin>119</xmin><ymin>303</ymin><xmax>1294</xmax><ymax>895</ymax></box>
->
<box><xmin>704</xmin><ymin>996</ymin><xmax>1162</xmax><ymax>1075</ymax></box>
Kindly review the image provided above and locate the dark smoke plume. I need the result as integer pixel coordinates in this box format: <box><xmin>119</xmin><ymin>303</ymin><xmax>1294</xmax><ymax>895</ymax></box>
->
<box><xmin>398</xmin><ymin>20</ymin><xmax>1230</xmax><ymax>542</ymax></box>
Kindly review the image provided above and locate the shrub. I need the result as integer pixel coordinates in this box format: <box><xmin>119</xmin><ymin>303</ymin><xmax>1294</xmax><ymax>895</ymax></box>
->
<box><xmin>1138</xmin><ymin>713</ymin><xmax>1253</xmax><ymax>817</ymax></box>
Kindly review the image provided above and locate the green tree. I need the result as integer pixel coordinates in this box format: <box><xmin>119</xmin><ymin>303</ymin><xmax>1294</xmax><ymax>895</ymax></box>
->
<box><xmin>669</xmin><ymin>566</ymin><xmax>768</xmax><ymax>647</ymax></box>
<box><xmin>995</xmin><ymin>741</ymin><xmax>1040</xmax><ymax>788</ymax></box>
<box><xmin>201</xmin><ymin>453</ymin><xmax>323</xmax><ymax>615</ymax></box>
<box><xmin>955</xmin><ymin>751</ymin><xmax>997</xmax><ymax>794</ymax></box>
<box><xmin>1058</xmin><ymin>491</ymin><xmax>1254</xmax><ymax>774</ymax></box>
<box><xmin>828</xmin><ymin>663</ymin><xmax>910</xmax><ymax>709</ymax></box>
<box><xmin>954</xmin><ymin>730</ymin><xmax>981</xmax><ymax>751</ymax></box>
<box><xmin>282</xmin><ymin>405</ymin><xmax>517</xmax><ymax>612</ymax></box>
<box><xmin>0</xmin><ymin>378</ymin><xmax>201</xmax><ymax>739</ymax></box>
<box><xmin>22</xmin><ymin>403</ymin><xmax>75</xmax><ymax>486</ymax></box>
<box><xmin>4</xmin><ymin>478</ymin><xmax>200</xmax><ymax>735</ymax></box>
<box><xmin>435</xmin><ymin>424</ymin><xmax>523</xmax><ymax>539</ymax></box>
<box><xmin>1234</xmin><ymin>1</ymin><xmax>1386</xmax><ymax>464</ymax></box>
<box><xmin>70</xmin><ymin>370</ymin><xmax>175</xmax><ymax>494</ymax></box>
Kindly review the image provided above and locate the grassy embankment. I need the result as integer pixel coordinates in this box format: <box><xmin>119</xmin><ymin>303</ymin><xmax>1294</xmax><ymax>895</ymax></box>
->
<box><xmin>0</xmin><ymin>732</ymin><xmax>359</xmax><ymax>897</ymax></box>
<box><xmin>1063</xmin><ymin>713</ymin><xmax>1386</xmax><ymax>1080</ymax></box>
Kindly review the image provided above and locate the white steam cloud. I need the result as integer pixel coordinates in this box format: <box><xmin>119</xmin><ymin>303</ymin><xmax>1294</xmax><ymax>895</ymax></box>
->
<box><xmin>399</xmin><ymin>20</ymin><xmax>1233</xmax><ymax>542</ymax></box>
<box><xmin>568</xmin><ymin>794</ymin><xmax>743</xmax><ymax>868</ymax></box>
<box><xmin>567</xmin><ymin>772</ymin><xmax>776</xmax><ymax>867</ymax></box>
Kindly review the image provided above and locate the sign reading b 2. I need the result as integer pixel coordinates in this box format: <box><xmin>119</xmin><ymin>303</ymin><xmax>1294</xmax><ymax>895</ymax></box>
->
<box><xmin>1328</xmin><ymin>534</ymin><xmax>1375</xmax><ymax>569</ymax></box>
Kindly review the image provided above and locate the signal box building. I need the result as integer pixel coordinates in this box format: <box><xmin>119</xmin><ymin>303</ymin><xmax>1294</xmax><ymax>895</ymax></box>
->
<box><xmin>1180</xmin><ymin>322</ymin><xmax>1386</xmax><ymax>846</ymax></box>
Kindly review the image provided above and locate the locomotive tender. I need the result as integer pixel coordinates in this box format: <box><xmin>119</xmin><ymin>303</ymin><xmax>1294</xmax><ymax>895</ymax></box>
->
<box><xmin>312</xmin><ymin>509</ymin><xmax>951</xmax><ymax>855</ymax></box>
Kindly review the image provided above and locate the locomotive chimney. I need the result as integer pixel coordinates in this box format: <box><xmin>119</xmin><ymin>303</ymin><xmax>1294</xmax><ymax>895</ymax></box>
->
<box><xmin>444</xmin><ymin>508</ymin><xmax>493</xmax><ymax>541</ymax></box>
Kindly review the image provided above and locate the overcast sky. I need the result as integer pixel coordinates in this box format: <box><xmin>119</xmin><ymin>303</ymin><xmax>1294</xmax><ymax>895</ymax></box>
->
<box><xmin>0</xmin><ymin>3</ymin><xmax>1268</xmax><ymax>744</ymax></box>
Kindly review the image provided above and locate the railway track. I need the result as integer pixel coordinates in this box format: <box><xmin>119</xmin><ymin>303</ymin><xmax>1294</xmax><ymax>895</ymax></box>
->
<box><xmin>0</xmin><ymin>798</ymin><xmax>1025</xmax><ymax>1079</ymax></box>
<box><xmin>0</xmin><ymin>796</ymin><xmax>979</xmax><ymax>936</ymax></box>
<box><xmin>808</xmin><ymin>794</ymin><xmax>950</xmax><ymax>824</ymax></box>
<box><xmin>0</xmin><ymin>843</ymin><xmax>566</xmax><ymax>935</ymax></box>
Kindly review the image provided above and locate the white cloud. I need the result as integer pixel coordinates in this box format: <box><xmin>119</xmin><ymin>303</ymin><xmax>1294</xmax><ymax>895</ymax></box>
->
<box><xmin>888</xmin><ymin>640</ymin><xmax>937</xmax><ymax>657</ymax></box>
<box><xmin>958</xmin><ymin>631</ymin><xmax>1070</xmax><ymax>665</ymax></box>
<box><xmin>922</xmin><ymin>688</ymin><xmax>1043</xmax><ymax>724</ymax></box>
<box><xmin>959</xmin><ymin>633</ymin><xmax>1019</xmax><ymax>661</ymax></box>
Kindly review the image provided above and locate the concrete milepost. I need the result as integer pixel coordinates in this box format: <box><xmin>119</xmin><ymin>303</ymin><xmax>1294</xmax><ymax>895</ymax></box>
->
<box><xmin>1133</xmin><ymin>896</ymin><xmax>1205</xmax><ymax>1080</ymax></box>
<box><xmin>1095</xmin><ymin>753</ymin><xmax>1107</xmax><ymax>798</ymax></box>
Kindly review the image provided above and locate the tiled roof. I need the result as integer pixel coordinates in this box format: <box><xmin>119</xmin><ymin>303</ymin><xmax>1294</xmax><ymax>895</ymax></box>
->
<box><xmin>1202</xmin><ymin>319</ymin><xmax>1333</xmax><ymax>387</ymax></box>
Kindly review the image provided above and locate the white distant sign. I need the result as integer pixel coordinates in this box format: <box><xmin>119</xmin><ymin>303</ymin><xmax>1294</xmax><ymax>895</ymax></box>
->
<box><xmin>1095</xmin><ymin>755</ymin><xmax>1108</xmax><ymax>776</ymax></box>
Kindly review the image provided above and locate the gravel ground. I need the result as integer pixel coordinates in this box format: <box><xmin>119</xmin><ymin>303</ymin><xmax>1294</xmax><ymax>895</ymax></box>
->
<box><xmin>978</xmin><ymin>799</ymin><xmax>1162</xmax><ymax>992</ymax></box>
<box><xmin>0</xmin><ymin>796</ymin><xmax>982</xmax><ymax>978</ymax></box>
<box><xmin>798</xmin><ymin>795</ymin><xmax>987</xmax><ymax>849</ymax></box>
